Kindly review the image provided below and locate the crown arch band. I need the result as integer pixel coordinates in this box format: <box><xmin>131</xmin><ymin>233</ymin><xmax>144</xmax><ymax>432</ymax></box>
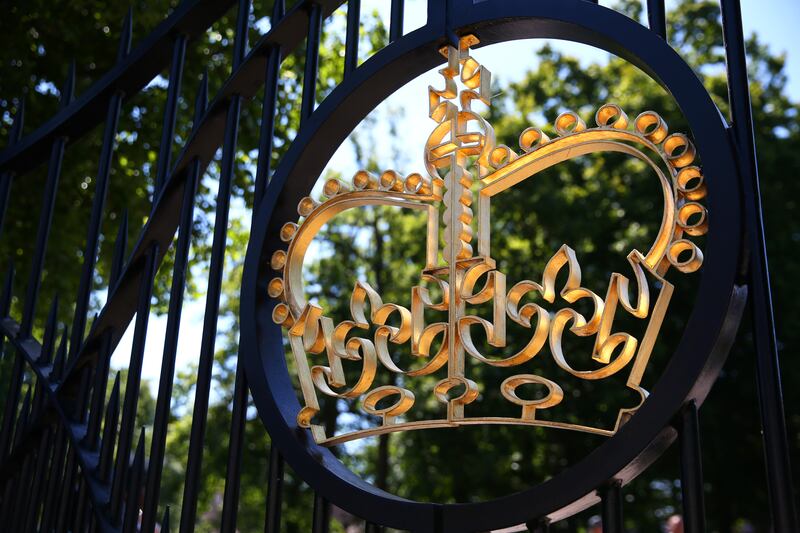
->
<box><xmin>240</xmin><ymin>1</ymin><xmax>744</xmax><ymax>530</ymax></box>
<box><xmin>479</xmin><ymin>131</ymin><xmax>678</xmax><ymax>271</ymax></box>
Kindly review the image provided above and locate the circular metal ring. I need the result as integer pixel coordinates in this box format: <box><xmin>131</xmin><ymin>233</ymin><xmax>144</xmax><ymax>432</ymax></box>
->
<box><xmin>241</xmin><ymin>1</ymin><xmax>744</xmax><ymax>530</ymax></box>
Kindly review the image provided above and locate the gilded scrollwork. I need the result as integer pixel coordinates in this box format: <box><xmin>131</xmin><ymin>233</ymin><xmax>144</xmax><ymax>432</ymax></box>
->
<box><xmin>266</xmin><ymin>35</ymin><xmax>709</xmax><ymax>445</ymax></box>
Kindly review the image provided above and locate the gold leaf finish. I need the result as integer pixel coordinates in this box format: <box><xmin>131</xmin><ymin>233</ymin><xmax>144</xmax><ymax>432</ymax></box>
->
<box><xmin>266</xmin><ymin>36</ymin><xmax>708</xmax><ymax>445</ymax></box>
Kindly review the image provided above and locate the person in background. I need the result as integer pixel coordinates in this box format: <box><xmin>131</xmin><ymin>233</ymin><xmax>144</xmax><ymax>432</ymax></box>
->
<box><xmin>666</xmin><ymin>515</ymin><xmax>684</xmax><ymax>533</ymax></box>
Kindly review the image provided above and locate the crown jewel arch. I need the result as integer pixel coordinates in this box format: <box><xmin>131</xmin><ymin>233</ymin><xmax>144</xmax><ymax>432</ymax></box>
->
<box><xmin>267</xmin><ymin>36</ymin><xmax>709</xmax><ymax>445</ymax></box>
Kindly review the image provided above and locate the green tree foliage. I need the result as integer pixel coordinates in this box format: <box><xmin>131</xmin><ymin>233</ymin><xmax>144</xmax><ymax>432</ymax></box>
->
<box><xmin>1</xmin><ymin>1</ymin><xmax>798</xmax><ymax>532</ymax></box>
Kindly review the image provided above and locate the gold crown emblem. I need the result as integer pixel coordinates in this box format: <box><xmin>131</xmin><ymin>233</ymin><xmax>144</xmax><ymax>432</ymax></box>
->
<box><xmin>268</xmin><ymin>36</ymin><xmax>708</xmax><ymax>445</ymax></box>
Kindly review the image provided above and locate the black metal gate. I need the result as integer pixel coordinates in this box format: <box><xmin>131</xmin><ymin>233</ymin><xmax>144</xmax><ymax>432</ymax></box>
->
<box><xmin>0</xmin><ymin>0</ymin><xmax>795</xmax><ymax>532</ymax></box>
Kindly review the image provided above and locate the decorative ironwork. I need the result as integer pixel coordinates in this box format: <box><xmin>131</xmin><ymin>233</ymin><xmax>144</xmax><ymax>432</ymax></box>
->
<box><xmin>268</xmin><ymin>35</ymin><xmax>709</xmax><ymax>445</ymax></box>
<box><xmin>0</xmin><ymin>0</ymin><xmax>793</xmax><ymax>531</ymax></box>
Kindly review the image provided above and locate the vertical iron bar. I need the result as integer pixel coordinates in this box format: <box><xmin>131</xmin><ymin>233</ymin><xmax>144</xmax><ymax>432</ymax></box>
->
<box><xmin>23</xmin><ymin>427</ymin><xmax>51</xmax><ymax>531</ymax></box>
<box><xmin>0</xmin><ymin>265</ymin><xmax>12</xmax><ymax>314</ymax></box>
<box><xmin>680</xmin><ymin>401</ymin><xmax>706</xmax><ymax>533</ymax></box>
<box><xmin>255</xmin><ymin>4</ymin><xmax>287</xmax><ymax>525</ymax></box>
<box><xmin>71</xmin><ymin>366</ymin><xmax>95</xmax><ymax>533</ymax></box>
<box><xmin>720</xmin><ymin>1</ymin><xmax>799</xmax><ymax>530</ymax></box>
<box><xmin>0</xmin><ymin>96</ymin><xmax>25</xmax><ymax>241</ymax></box>
<box><xmin>11</xmin><ymin>453</ymin><xmax>34</xmax><ymax>531</ymax></box>
<box><xmin>162</xmin><ymin>506</ymin><xmax>171</xmax><ymax>533</ymax></box>
<box><xmin>19</xmin><ymin>62</ymin><xmax>75</xmax><ymax>338</ymax></box>
<box><xmin>117</xmin><ymin>8</ymin><xmax>134</xmax><ymax>63</ymax></box>
<box><xmin>99</xmin><ymin>373</ymin><xmax>121</xmax><ymax>483</ymax></box>
<box><xmin>0</xmin><ymin>171</ymin><xmax>12</xmax><ymax>245</ymax></box>
<box><xmin>141</xmin><ymin>72</ymin><xmax>207</xmax><ymax>533</ymax></box>
<box><xmin>344</xmin><ymin>0</ymin><xmax>361</xmax><ymax>78</ymax></box>
<box><xmin>236</xmin><ymin>3</ymin><xmax>292</xmax><ymax>528</ymax></box>
<box><xmin>110</xmin><ymin>210</ymin><xmax>129</xmax><ymax>287</ymax></box>
<box><xmin>0</xmin><ymin>264</ymin><xmax>18</xmax><ymax>462</ymax></box>
<box><xmin>269</xmin><ymin>0</ymin><xmax>285</xmax><ymax>31</ymax></box>
<box><xmin>155</xmin><ymin>34</ymin><xmax>188</xmax><ymax>194</ymax></box>
<box><xmin>193</xmin><ymin>71</ymin><xmax>210</xmax><ymax>132</ymax></box>
<box><xmin>0</xmin><ymin>376</ymin><xmax>17</xmax><ymax>467</ymax></box>
<box><xmin>179</xmin><ymin>95</ymin><xmax>241</xmax><ymax>533</ymax></box>
<box><xmin>123</xmin><ymin>428</ymin><xmax>146</xmax><ymax>533</ymax></box>
<box><xmin>13</xmin><ymin>390</ymin><xmax>31</xmax><ymax>449</ymax></box>
<box><xmin>86</xmin><ymin>331</ymin><xmax>113</xmax><ymax>448</ymax></box>
<box><xmin>312</xmin><ymin>493</ymin><xmax>330</xmax><ymax>533</ymax></box>
<box><xmin>55</xmin><ymin>366</ymin><xmax>91</xmax><ymax>531</ymax></box>
<box><xmin>180</xmin><ymin>0</ymin><xmax>249</xmax><ymax>524</ymax></box>
<box><xmin>220</xmin><ymin>366</ymin><xmax>248</xmax><ymax>532</ymax></box>
<box><xmin>19</xmin><ymin>139</ymin><xmax>65</xmax><ymax>334</ymax></box>
<box><xmin>141</xmin><ymin>157</ymin><xmax>203</xmax><ymax>533</ymax></box>
<box><xmin>25</xmin><ymin>300</ymin><xmax>58</xmax><ymax>532</ymax></box>
<box><xmin>69</xmin><ymin>88</ymin><xmax>124</xmax><ymax>357</ymax></box>
<box><xmin>110</xmin><ymin>244</ymin><xmax>159</xmax><ymax>521</ymax></box>
<box><xmin>0</xmin><ymin>262</ymin><xmax>13</xmax><ymax>359</ymax></box>
<box><xmin>0</xmin><ymin>480</ymin><xmax>13</xmax><ymax>525</ymax></box>
<box><xmin>389</xmin><ymin>0</ymin><xmax>404</xmax><ymax>42</ymax></box>
<box><xmin>69</xmin><ymin>11</ymin><xmax>131</xmax><ymax>360</ymax></box>
<box><xmin>254</xmin><ymin>0</ymin><xmax>284</xmax><ymax>206</ymax></box>
<box><xmin>646</xmin><ymin>0</ymin><xmax>667</xmax><ymax>39</ymax></box>
<box><xmin>7</xmin><ymin>390</ymin><xmax>32</xmax><ymax>529</ymax></box>
<box><xmin>39</xmin><ymin>425</ymin><xmax>67</xmax><ymax>532</ymax></box>
<box><xmin>264</xmin><ymin>444</ymin><xmax>284</xmax><ymax>533</ymax></box>
<box><xmin>20</xmin><ymin>409</ymin><xmax>44</xmax><ymax>522</ymax></box>
<box><xmin>73</xmin><ymin>471</ymin><xmax>91</xmax><ymax>533</ymax></box>
<box><xmin>51</xmin><ymin>327</ymin><xmax>69</xmax><ymax>382</ymax></box>
<box><xmin>41</xmin><ymin>296</ymin><xmax>60</xmax><ymax>365</ymax></box>
<box><xmin>31</xmin><ymin>373</ymin><xmax>46</xmax><ymax>418</ymax></box>
<box><xmin>231</xmin><ymin>0</ymin><xmax>251</xmax><ymax>70</ymax></box>
<box><xmin>55</xmin><ymin>444</ymin><xmax>78</xmax><ymax>531</ymax></box>
<box><xmin>600</xmin><ymin>481</ymin><xmax>623</xmax><ymax>533</ymax></box>
<box><xmin>300</xmin><ymin>2</ymin><xmax>322</xmax><ymax>124</ymax></box>
<box><xmin>220</xmin><ymin>1</ymin><xmax>260</xmax><ymax>529</ymax></box>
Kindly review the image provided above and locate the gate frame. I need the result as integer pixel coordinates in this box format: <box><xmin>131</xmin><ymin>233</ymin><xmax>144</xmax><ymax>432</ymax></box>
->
<box><xmin>241</xmin><ymin>1</ymin><xmax>746</xmax><ymax>530</ymax></box>
<box><xmin>0</xmin><ymin>0</ymin><xmax>794</xmax><ymax>531</ymax></box>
